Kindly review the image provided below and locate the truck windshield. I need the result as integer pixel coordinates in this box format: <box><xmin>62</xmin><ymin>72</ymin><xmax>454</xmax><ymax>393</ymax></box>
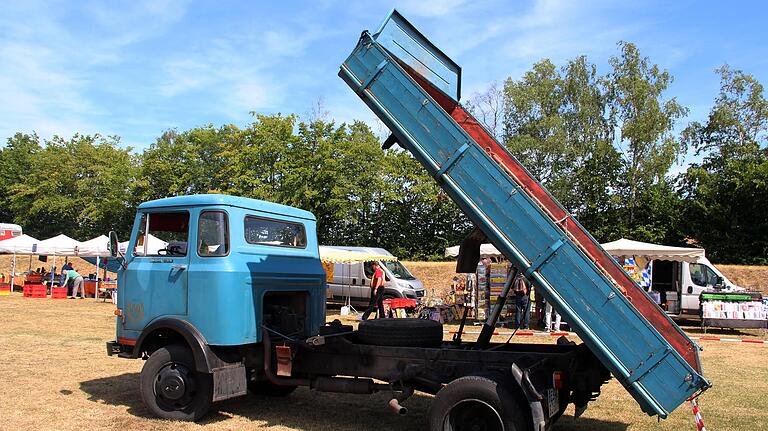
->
<box><xmin>384</xmin><ymin>261</ymin><xmax>415</xmax><ymax>280</ymax></box>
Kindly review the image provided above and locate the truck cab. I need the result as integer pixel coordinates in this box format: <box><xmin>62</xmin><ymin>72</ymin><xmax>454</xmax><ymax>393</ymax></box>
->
<box><xmin>109</xmin><ymin>194</ymin><xmax>326</xmax><ymax>419</ymax></box>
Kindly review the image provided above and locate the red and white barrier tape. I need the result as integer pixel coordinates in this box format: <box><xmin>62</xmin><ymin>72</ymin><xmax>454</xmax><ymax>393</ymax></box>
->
<box><xmin>691</xmin><ymin>398</ymin><xmax>707</xmax><ymax>431</ymax></box>
<box><xmin>444</xmin><ymin>330</ymin><xmax>768</xmax><ymax>344</ymax></box>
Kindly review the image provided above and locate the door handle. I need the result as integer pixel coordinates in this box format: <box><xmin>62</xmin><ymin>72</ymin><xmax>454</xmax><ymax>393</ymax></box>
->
<box><xmin>171</xmin><ymin>265</ymin><xmax>187</xmax><ymax>271</ymax></box>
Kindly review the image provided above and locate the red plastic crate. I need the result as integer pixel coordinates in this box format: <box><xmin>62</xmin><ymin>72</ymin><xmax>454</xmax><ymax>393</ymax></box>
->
<box><xmin>383</xmin><ymin>298</ymin><xmax>417</xmax><ymax>309</ymax></box>
<box><xmin>23</xmin><ymin>284</ymin><xmax>47</xmax><ymax>298</ymax></box>
<box><xmin>50</xmin><ymin>287</ymin><xmax>68</xmax><ymax>299</ymax></box>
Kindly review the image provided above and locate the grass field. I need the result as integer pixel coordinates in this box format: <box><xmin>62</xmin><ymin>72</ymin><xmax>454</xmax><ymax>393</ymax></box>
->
<box><xmin>0</xmin><ymin>294</ymin><xmax>766</xmax><ymax>431</ymax></box>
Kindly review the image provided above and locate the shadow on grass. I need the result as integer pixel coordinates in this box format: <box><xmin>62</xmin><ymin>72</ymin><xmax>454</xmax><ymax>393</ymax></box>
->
<box><xmin>81</xmin><ymin>373</ymin><xmax>630</xmax><ymax>430</ymax></box>
<box><xmin>554</xmin><ymin>415</ymin><xmax>629</xmax><ymax>430</ymax></box>
<box><xmin>79</xmin><ymin>372</ymin><xmax>430</xmax><ymax>429</ymax></box>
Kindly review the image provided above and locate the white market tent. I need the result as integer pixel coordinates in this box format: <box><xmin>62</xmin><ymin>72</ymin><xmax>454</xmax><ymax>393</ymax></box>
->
<box><xmin>0</xmin><ymin>234</ymin><xmax>40</xmax><ymax>290</ymax></box>
<box><xmin>0</xmin><ymin>233</ymin><xmax>126</xmax><ymax>298</ymax></box>
<box><xmin>36</xmin><ymin>234</ymin><xmax>83</xmax><ymax>256</ymax></box>
<box><xmin>0</xmin><ymin>234</ymin><xmax>40</xmax><ymax>254</ymax></box>
<box><xmin>78</xmin><ymin>235</ymin><xmax>111</xmax><ymax>257</ymax></box>
<box><xmin>444</xmin><ymin>243</ymin><xmax>502</xmax><ymax>259</ymax></box>
<box><xmin>445</xmin><ymin>238</ymin><xmax>707</xmax><ymax>264</ymax></box>
<box><xmin>600</xmin><ymin>238</ymin><xmax>704</xmax><ymax>263</ymax></box>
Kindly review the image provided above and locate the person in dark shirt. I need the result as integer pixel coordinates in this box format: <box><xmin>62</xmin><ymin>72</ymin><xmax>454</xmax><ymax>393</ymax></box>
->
<box><xmin>513</xmin><ymin>274</ymin><xmax>531</xmax><ymax>329</ymax></box>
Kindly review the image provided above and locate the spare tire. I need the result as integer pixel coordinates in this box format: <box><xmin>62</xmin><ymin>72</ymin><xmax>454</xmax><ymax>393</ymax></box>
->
<box><xmin>357</xmin><ymin>318</ymin><xmax>443</xmax><ymax>348</ymax></box>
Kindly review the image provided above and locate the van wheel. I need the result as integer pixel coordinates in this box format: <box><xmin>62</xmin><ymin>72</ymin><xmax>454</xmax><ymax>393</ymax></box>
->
<box><xmin>140</xmin><ymin>344</ymin><xmax>213</xmax><ymax>421</ymax></box>
<box><xmin>248</xmin><ymin>380</ymin><xmax>297</xmax><ymax>397</ymax></box>
<box><xmin>429</xmin><ymin>376</ymin><xmax>530</xmax><ymax>431</ymax></box>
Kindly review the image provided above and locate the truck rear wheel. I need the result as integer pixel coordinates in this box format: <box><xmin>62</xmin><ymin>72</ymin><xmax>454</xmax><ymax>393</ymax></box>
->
<box><xmin>139</xmin><ymin>344</ymin><xmax>213</xmax><ymax>421</ymax></box>
<box><xmin>358</xmin><ymin>318</ymin><xmax>442</xmax><ymax>347</ymax></box>
<box><xmin>429</xmin><ymin>376</ymin><xmax>530</xmax><ymax>431</ymax></box>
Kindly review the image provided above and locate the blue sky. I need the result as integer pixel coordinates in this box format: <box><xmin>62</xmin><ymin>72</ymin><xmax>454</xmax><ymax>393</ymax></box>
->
<box><xmin>1</xmin><ymin>0</ymin><xmax>766</xmax><ymax>152</ymax></box>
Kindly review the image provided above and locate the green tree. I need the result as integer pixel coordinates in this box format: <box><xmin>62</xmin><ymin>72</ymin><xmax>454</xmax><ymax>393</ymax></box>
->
<box><xmin>681</xmin><ymin>66</ymin><xmax>768</xmax><ymax>263</ymax></box>
<box><xmin>502</xmin><ymin>57</ymin><xmax>622</xmax><ymax>241</ymax></box>
<box><xmin>8</xmin><ymin>134</ymin><xmax>137</xmax><ymax>239</ymax></box>
<box><xmin>135</xmin><ymin>125</ymin><xmax>232</xmax><ymax>202</ymax></box>
<box><xmin>607</xmin><ymin>41</ymin><xmax>688</xmax><ymax>229</ymax></box>
<box><xmin>0</xmin><ymin>133</ymin><xmax>42</xmax><ymax>223</ymax></box>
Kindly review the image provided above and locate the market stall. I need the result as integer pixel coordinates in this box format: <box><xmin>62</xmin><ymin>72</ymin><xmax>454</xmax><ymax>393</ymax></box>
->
<box><xmin>0</xmin><ymin>233</ymin><xmax>124</xmax><ymax>300</ymax></box>
<box><xmin>0</xmin><ymin>234</ymin><xmax>40</xmax><ymax>292</ymax></box>
<box><xmin>601</xmin><ymin>238</ymin><xmax>766</xmax><ymax>331</ymax></box>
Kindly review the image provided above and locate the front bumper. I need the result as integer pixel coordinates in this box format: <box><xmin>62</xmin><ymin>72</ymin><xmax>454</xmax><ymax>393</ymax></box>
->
<box><xmin>106</xmin><ymin>340</ymin><xmax>134</xmax><ymax>358</ymax></box>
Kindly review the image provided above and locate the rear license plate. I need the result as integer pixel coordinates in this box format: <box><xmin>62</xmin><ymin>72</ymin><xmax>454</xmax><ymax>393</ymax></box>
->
<box><xmin>546</xmin><ymin>388</ymin><xmax>559</xmax><ymax>418</ymax></box>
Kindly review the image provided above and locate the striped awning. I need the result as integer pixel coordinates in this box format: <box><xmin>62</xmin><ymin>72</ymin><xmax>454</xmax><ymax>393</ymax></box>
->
<box><xmin>318</xmin><ymin>247</ymin><xmax>398</xmax><ymax>264</ymax></box>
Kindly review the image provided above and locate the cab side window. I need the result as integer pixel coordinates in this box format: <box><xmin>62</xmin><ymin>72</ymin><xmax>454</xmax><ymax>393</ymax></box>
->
<box><xmin>134</xmin><ymin>212</ymin><xmax>190</xmax><ymax>257</ymax></box>
<box><xmin>198</xmin><ymin>211</ymin><xmax>229</xmax><ymax>257</ymax></box>
<box><xmin>690</xmin><ymin>264</ymin><xmax>716</xmax><ymax>287</ymax></box>
<box><xmin>244</xmin><ymin>216</ymin><xmax>306</xmax><ymax>248</ymax></box>
<box><xmin>364</xmin><ymin>262</ymin><xmax>374</xmax><ymax>278</ymax></box>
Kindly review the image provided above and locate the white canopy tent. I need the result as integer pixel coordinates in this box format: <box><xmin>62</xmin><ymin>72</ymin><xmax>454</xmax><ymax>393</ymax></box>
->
<box><xmin>0</xmin><ymin>234</ymin><xmax>40</xmax><ymax>291</ymax></box>
<box><xmin>0</xmin><ymin>233</ymin><xmax>129</xmax><ymax>298</ymax></box>
<box><xmin>600</xmin><ymin>238</ymin><xmax>705</xmax><ymax>263</ymax></box>
<box><xmin>78</xmin><ymin>235</ymin><xmax>111</xmax><ymax>257</ymax></box>
<box><xmin>36</xmin><ymin>234</ymin><xmax>83</xmax><ymax>256</ymax></box>
<box><xmin>0</xmin><ymin>234</ymin><xmax>40</xmax><ymax>254</ymax></box>
<box><xmin>444</xmin><ymin>243</ymin><xmax>503</xmax><ymax>259</ymax></box>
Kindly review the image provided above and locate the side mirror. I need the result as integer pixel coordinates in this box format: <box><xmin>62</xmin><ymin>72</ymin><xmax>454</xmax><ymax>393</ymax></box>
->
<box><xmin>714</xmin><ymin>276</ymin><xmax>725</xmax><ymax>290</ymax></box>
<box><xmin>108</xmin><ymin>231</ymin><xmax>119</xmax><ymax>258</ymax></box>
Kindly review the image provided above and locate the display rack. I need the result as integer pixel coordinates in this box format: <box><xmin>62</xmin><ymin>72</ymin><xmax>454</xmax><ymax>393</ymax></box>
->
<box><xmin>700</xmin><ymin>291</ymin><xmax>767</xmax><ymax>332</ymax></box>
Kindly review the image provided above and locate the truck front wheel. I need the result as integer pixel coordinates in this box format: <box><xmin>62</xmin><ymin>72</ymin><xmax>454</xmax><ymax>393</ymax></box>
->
<box><xmin>429</xmin><ymin>376</ymin><xmax>530</xmax><ymax>431</ymax></box>
<box><xmin>139</xmin><ymin>344</ymin><xmax>213</xmax><ymax>421</ymax></box>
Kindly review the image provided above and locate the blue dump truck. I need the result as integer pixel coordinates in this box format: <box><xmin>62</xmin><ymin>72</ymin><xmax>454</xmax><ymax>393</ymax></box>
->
<box><xmin>106</xmin><ymin>11</ymin><xmax>709</xmax><ymax>431</ymax></box>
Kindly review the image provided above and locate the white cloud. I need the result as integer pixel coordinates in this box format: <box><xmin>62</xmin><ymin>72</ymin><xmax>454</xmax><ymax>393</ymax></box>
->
<box><xmin>0</xmin><ymin>0</ymin><xmax>189</xmax><ymax>144</ymax></box>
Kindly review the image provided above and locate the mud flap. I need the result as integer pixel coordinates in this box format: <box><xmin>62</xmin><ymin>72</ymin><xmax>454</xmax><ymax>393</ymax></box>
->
<box><xmin>510</xmin><ymin>363</ymin><xmax>548</xmax><ymax>431</ymax></box>
<box><xmin>212</xmin><ymin>363</ymin><xmax>247</xmax><ymax>402</ymax></box>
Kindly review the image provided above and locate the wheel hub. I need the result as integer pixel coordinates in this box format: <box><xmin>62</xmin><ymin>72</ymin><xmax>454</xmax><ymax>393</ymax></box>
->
<box><xmin>445</xmin><ymin>399</ymin><xmax>504</xmax><ymax>431</ymax></box>
<box><xmin>155</xmin><ymin>363</ymin><xmax>195</xmax><ymax>404</ymax></box>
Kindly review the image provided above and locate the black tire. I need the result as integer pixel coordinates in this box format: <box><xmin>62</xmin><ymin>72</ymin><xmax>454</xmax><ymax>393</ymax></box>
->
<box><xmin>357</xmin><ymin>318</ymin><xmax>442</xmax><ymax>347</ymax></box>
<box><xmin>429</xmin><ymin>376</ymin><xmax>530</xmax><ymax>431</ymax></box>
<box><xmin>139</xmin><ymin>344</ymin><xmax>213</xmax><ymax>421</ymax></box>
<box><xmin>248</xmin><ymin>380</ymin><xmax>297</xmax><ymax>397</ymax></box>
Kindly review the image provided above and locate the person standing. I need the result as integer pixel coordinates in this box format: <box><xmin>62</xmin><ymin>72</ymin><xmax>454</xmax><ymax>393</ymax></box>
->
<box><xmin>63</xmin><ymin>267</ymin><xmax>85</xmax><ymax>299</ymax></box>
<box><xmin>544</xmin><ymin>298</ymin><xmax>562</xmax><ymax>332</ymax></box>
<box><xmin>513</xmin><ymin>274</ymin><xmax>530</xmax><ymax>329</ymax></box>
<box><xmin>361</xmin><ymin>261</ymin><xmax>386</xmax><ymax>320</ymax></box>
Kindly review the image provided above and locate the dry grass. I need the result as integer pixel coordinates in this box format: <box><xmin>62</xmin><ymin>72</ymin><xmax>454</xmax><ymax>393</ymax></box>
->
<box><xmin>0</xmin><ymin>293</ymin><xmax>766</xmax><ymax>430</ymax></box>
<box><xmin>717</xmin><ymin>265</ymin><xmax>768</xmax><ymax>293</ymax></box>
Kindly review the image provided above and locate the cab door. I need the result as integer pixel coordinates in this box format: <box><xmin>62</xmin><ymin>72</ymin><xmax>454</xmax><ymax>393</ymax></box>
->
<box><xmin>122</xmin><ymin>211</ymin><xmax>191</xmax><ymax>333</ymax></box>
<box><xmin>682</xmin><ymin>262</ymin><xmax>717</xmax><ymax>314</ymax></box>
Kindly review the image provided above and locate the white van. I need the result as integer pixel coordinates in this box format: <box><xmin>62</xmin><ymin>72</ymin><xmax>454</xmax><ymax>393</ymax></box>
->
<box><xmin>324</xmin><ymin>246</ymin><xmax>426</xmax><ymax>305</ymax></box>
<box><xmin>649</xmin><ymin>256</ymin><xmax>743</xmax><ymax>319</ymax></box>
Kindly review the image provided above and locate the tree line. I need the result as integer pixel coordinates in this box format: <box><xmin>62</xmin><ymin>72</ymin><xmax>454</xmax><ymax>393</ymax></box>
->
<box><xmin>0</xmin><ymin>42</ymin><xmax>765</xmax><ymax>263</ymax></box>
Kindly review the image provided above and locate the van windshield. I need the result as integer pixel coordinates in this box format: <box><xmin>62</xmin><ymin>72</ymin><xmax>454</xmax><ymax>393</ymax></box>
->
<box><xmin>384</xmin><ymin>261</ymin><xmax>415</xmax><ymax>280</ymax></box>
